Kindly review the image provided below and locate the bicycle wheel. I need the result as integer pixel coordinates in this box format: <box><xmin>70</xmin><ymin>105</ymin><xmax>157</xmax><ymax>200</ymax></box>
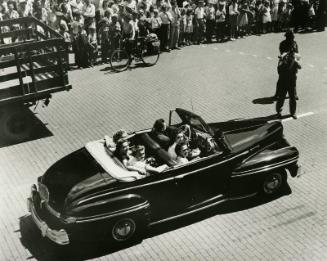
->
<box><xmin>110</xmin><ymin>49</ymin><xmax>130</xmax><ymax>72</ymax></box>
<box><xmin>140</xmin><ymin>41</ymin><xmax>160</xmax><ymax>66</ymax></box>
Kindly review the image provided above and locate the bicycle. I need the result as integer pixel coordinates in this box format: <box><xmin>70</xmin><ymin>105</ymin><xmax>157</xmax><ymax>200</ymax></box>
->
<box><xmin>110</xmin><ymin>33</ymin><xmax>160</xmax><ymax>72</ymax></box>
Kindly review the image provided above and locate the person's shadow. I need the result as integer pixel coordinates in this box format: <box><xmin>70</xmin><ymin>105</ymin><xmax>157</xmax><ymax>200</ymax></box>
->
<box><xmin>252</xmin><ymin>96</ymin><xmax>276</xmax><ymax>105</ymax></box>
<box><xmin>19</xmin><ymin>186</ymin><xmax>291</xmax><ymax>260</ymax></box>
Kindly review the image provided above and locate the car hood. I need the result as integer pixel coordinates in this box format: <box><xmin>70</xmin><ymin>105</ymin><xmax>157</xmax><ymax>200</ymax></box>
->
<box><xmin>41</xmin><ymin>148</ymin><xmax>116</xmax><ymax>211</ymax></box>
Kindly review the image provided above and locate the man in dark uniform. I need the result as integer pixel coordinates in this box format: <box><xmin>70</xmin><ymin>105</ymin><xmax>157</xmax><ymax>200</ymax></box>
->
<box><xmin>276</xmin><ymin>30</ymin><xmax>301</xmax><ymax>119</ymax></box>
<box><xmin>150</xmin><ymin>119</ymin><xmax>171</xmax><ymax>150</ymax></box>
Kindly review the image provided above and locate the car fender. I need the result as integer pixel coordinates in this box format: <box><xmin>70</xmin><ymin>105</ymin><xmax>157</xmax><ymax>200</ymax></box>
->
<box><xmin>232</xmin><ymin>145</ymin><xmax>299</xmax><ymax>177</ymax></box>
<box><xmin>65</xmin><ymin>193</ymin><xmax>150</xmax><ymax>224</ymax></box>
<box><xmin>228</xmin><ymin>145</ymin><xmax>299</xmax><ymax>195</ymax></box>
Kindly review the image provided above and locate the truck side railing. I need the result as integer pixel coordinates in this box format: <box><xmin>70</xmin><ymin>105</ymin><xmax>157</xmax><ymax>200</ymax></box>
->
<box><xmin>0</xmin><ymin>16</ymin><xmax>71</xmax><ymax>107</ymax></box>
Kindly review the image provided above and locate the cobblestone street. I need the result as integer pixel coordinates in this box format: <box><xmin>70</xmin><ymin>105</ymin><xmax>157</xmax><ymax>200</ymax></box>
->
<box><xmin>1</xmin><ymin>31</ymin><xmax>327</xmax><ymax>261</ymax></box>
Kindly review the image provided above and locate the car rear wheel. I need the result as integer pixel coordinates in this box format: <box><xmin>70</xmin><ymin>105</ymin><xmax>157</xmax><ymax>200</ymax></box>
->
<box><xmin>262</xmin><ymin>170</ymin><xmax>287</xmax><ymax>195</ymax></box>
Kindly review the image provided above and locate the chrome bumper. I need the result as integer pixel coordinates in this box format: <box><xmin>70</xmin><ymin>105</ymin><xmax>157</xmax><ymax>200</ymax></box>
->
<box><xmin>27</xmin><ymin>186</ymin><xmax>70</xmax><ymax>245</ymax></box>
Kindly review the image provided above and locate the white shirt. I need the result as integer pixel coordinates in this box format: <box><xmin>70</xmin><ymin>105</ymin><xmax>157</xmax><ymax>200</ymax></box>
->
<box><xmin>194</xmin><ymin>7</ymin><xmax>205</xmax><ymax>19</ymax></box>
<box><xmin>176</xmin><ymin>156</ymin><xmax>189</xmax><ymax>165</ymax></box>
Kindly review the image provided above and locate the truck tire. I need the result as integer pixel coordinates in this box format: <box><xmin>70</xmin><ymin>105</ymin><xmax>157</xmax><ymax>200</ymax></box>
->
<box><xmin>0</xmin><ymin>106</ymin><xmax>34</xmax><ymax>143</ymax></box>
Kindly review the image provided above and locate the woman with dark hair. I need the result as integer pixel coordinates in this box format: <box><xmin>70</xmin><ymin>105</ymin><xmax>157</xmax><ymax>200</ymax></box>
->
<box><xmin>175</xmin><ymin>142</ymin><xmax>190</xmax><ymax>165</ymax></box>
<box><xmin>114</xmin><ymin>139</ymin><xmax>131</xmax><ymax>163</ymax></box>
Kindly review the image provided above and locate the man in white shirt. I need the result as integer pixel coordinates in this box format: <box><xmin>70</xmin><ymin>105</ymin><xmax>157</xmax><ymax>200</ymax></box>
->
<box><xmin>194</xmin><ymin>0</ymin><xmax>205</xmax><ymax>44</ymax></box>
<box><xmin>83</xmin><ymin>0</ymin><xmax>96</xmax><ymax>33</ymax></box>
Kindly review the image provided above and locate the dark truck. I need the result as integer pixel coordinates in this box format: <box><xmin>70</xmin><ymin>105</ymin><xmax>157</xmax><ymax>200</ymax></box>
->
<box><xmin>0</xmin><ymin>17</ymin><xmax>71</xmax><ymax>142</ymax></box>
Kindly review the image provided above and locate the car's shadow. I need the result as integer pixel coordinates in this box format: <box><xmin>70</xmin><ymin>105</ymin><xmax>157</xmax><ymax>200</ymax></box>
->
<box><xmin>0</xmin><ymin>110</ymin><xmax>53</xmax><ymax>149</ymax></box>
<box><xmin>19</xmin><ymin>186</ymin><xmax>291</xmax><ymax>261</ymax></box>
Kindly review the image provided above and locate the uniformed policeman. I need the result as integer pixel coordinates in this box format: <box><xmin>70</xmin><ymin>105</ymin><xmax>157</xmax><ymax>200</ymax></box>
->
<box><xmin>275</xmin><ymin>30</ymin><xmax>301</xmax><ymax>119</ymax></box>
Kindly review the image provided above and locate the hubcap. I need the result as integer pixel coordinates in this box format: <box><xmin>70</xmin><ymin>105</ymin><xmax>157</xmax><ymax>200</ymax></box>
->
<box><xmin>112</xmin><ymin>218</ymin><xmax>136</xmax><ymax>242</ymax></box>
<box><xmin>263</xmin><ymin>173</ymin><xmax>282</xmax><ymax>194</ymax></box>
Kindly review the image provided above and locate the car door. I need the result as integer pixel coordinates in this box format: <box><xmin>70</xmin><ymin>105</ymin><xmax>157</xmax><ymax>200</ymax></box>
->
<box><xmin>172</xmin><ymin>153</ymin><xmax>242</xmax><ymax>210</ymax></box>
<box><xmin>131</xmin><ymin>172</ymin><xmax>182</xmax><ymax>222</ymax></box>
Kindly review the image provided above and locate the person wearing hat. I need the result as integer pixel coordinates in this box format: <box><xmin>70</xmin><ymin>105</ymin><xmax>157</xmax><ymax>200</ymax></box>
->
<box><xmin>275</xmin><ymin>29</ymin><xmax>301</xmax><ymax>119</ymax></box>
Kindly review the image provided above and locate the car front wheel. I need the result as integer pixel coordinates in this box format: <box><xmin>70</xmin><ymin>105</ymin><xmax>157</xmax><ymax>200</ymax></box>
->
<box><xmin>112</xmin><ymin>218</ymin><xmax>136</xmax><ymax>242</ymax></box>
<box><xmin>262</xmin><ymin>170</ymin><xmax>286</xmax><ymax>195</ymax></box>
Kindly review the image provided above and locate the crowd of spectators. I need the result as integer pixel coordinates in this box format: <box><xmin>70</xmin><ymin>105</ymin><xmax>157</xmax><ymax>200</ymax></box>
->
<box><xmin>0</xmin><ymin>0</ymin><xmax>326</xmax><ymax>68</ymax></box>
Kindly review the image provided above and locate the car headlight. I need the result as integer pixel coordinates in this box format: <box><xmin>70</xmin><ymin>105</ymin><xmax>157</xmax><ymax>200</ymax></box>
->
<box><xmin>38</xmin><ymin>182</ymin><xmax>49</xmax><ymax>202</ymax></box>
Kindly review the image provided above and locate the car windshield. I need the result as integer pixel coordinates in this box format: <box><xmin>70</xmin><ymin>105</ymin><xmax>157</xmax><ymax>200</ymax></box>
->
<box><xmin>174</xmin><ymin>108</ymin><xmax>212</xmax><ymax>134</ymax></box>
<box><xmin>188</xmin><ymin>116</ymin><xmax>207</xmax><ymax>132</ymax></box>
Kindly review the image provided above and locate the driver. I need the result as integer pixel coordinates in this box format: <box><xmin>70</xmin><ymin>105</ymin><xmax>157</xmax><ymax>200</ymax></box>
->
<box><xmin>150</xmin><ymin>119</ymin><xmax>171</xmax><ymax>150</ymax></box>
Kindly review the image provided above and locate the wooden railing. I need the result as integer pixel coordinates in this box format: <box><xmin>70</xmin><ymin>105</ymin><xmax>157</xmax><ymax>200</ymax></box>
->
<box><xmin>0</xmin><ymin>17</ymin><xmax>71</xmax><ymax>106</ymax></box>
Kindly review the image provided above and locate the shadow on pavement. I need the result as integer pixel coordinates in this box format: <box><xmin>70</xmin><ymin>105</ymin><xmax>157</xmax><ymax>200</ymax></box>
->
<box><xmin>148</xmin><ymin>185</ymin><xmax>291</xmax><ymax>239</ymax></box>
<box><xmin>19</xmin><ymin>185</ymin><xmax>291</xmax><ymax>260</ymax></box>
<box><xmin>0</xmin><ymin>110</ymin><xmax>53</xmax><ymax>149</ymax></box>
<box><xmin>101</xmin><ymin>62</ymin><xmax>148</xmax><ymax>75</ymax></box>
<box><xmin>252</xmin><ymin>96</ymin><xmax>276</xmax><ymax>104</ymax></box>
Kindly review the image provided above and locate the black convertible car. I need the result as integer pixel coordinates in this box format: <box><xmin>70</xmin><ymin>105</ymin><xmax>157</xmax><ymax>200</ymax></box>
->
<box><xmin>27</xmin><ymin>108</ymin><xmax>300</xmax><ymax>246</ymax></box>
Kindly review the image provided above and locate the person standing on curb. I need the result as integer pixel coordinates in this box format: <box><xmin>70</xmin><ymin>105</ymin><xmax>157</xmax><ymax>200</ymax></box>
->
<box><xmin>276</xmin><ymin>29</ymin><xmax>301</xmax><ymax>119</ymax></box>
<box><xmin>169</xmin><ymin>0</ymin><xmax>181</xmax><ymax>50</ymax></box>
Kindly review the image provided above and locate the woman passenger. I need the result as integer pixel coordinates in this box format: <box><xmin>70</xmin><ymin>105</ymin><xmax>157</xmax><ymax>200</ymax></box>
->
<box><xmin>175</xmin><ymin>142</ymin><xmax>191</xmax><ymax>165</ymax></box>
<box><xmin>127</xmin><ymin>145</ymin><xmax>168</xmax><ymax>175</ymax></box>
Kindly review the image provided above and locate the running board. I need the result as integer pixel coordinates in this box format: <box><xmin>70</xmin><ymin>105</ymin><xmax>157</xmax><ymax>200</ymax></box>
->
<box><xmin>148</xmin><ymin>192</ymin><xmax>257</xmax><ymax>227</ymax></box>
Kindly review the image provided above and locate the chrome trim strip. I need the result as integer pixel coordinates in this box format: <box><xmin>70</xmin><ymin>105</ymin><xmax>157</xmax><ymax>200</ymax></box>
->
<box><xmin>45</xmin><ymin>203</ymin><xmax>61</xmax><ymax>218</ymax></box>
<box><xmin>185</xmin><ymin>194</ymin><xmax>225</xmax><ymax>211</ymax></box>
<box><xmin>76</xmin><ymin>202</ymin><xmax>150</xmax><ymax>223</ymax></box>
<box><xmin>232</xmin><ymin>157</ymin><xmax>299</xmax><ymax>177</ymax></box>
<box><xmin>149</xmin><ymin>192</ymin><xmax>257</xmax><ymax>226</ymax></box>
<box><xmin>81</xmin><ymin>151</ymin><xmax>249</xmax><ymax>203</ymax></box>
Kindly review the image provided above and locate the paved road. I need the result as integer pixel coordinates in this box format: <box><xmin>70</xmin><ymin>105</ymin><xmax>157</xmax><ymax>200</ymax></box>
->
<box><xmin>1</xmin><ymin>31</ymin><xmax>327</xmax><ymax>261</ymax></box>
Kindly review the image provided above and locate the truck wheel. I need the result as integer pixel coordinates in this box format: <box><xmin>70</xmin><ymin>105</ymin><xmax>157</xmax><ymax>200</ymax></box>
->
<box><xmin>262</xmin><ymin>170</ymin><xmax>287</xmax><ymax>195</ymax></box>
<box><xmin>0</xmin><ymin>107</ymin><xmax>34</xmax><ymax>142</ymax></box>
